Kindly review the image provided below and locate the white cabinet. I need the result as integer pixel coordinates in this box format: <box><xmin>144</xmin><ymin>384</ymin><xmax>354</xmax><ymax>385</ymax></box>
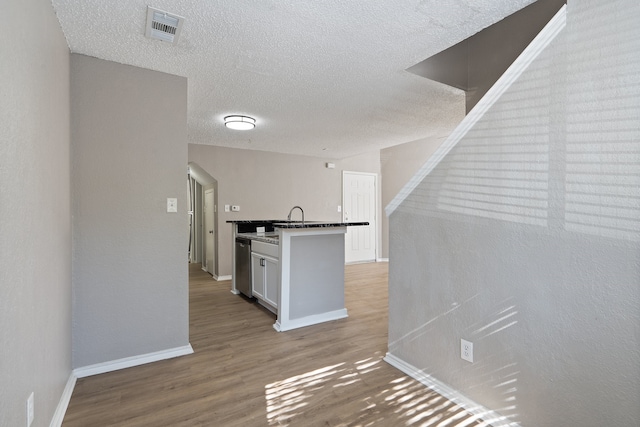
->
<box><xmin>251</xmin><ymin>252</ymin><xmax>266</xmax><ymax>300</ymax></box>
<box><xmin>251</xmin><ymin>241</ymin><xmax>279</xmax><ymax>312</ymax></box>
<box><xmin>262</xmin><ymin>256</ymin><xmax>279</xmax><ymax>308</ymax></box>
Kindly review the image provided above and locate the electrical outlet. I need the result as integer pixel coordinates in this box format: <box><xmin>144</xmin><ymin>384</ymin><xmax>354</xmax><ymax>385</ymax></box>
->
<box><xmin>461</xmin><ymin>339</ymin><xmax>474</xmax><ymax>363</ymax></box>
<box><xmin>27</xmin><ymin>392</ymin><xmax>34</xmax><ymax>427</ymax></box>
<box><xmin>166</xmin><ymin>198</ymin><xmax>177</xmax><ymax>213</ymax></box>
<box><xmin>337</xmin><ymin>205</ymin><xmax>342</xmax><ymax>212</ymax></box>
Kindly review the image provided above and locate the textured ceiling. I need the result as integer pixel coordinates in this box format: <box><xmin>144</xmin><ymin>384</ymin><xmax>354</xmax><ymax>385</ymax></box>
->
<box><xmin>51</xmin><ymin>0</ymin><xmax>536</xmax><ymax>159</ymax></box>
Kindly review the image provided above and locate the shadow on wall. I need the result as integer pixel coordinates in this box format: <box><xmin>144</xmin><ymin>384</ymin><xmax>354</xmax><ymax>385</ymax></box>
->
<box><xmin>389</xmin><ymin>62</ymin><xmax>639</xmax><ymax>425</ymax></box>
<box><xmin>387</xmin><ymin>3</ymin><xmax>640</xmax><ymax>425</ymax></box>
<box><xmin>388</xmin><ymin>295</ymin><xmax>522</xmax><ymax>423</ymax></box>
<box><xmin>398</xmin><ymin>108</ymin><xmax>640</xmax><ymax>241</ymax></box>
<box><xmin>394</xmin><ymin>3</ymin><xmax>639</xmax><ymax>243</ymax></box>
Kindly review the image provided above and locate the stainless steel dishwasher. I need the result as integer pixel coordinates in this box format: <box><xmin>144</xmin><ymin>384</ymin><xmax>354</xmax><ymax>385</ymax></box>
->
<box><xmin>235</xmin><ymin>237</ymin><xmax>252</xmax><ymax>297</ymax></box>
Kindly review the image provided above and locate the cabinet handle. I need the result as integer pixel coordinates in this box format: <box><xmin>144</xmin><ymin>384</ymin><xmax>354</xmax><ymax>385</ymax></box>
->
<box><xmin>260</xmin><ymin>258</ymin><xmax>265</xmax><ymax>267</ymax></box>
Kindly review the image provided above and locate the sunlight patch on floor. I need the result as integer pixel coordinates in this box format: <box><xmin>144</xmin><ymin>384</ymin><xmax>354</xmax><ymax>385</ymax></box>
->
<box><xmin>264</xmin><ymin>355</ymin><xmax>487</xmax><ymax>427</ymax></box>
<box><xmin>265</xmin><ymin>363</ymin><xmax>345</xmax><ymax>424</ymax></box>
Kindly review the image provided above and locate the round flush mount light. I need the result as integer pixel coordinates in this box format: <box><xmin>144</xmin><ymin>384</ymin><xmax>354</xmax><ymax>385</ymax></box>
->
<box><xmin>224</xmin><ymin>115</ymin><xmax>256</xmax><ymax>130</ymax></box>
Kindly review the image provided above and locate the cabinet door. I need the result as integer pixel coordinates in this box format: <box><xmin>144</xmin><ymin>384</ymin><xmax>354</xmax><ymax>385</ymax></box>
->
<box><xmin>263</xmin><ymin>256</ymin><xmax>279</xmax><ymax>308</ymax></box>
<box><xmin>251</xmin><ymin>253</ymin><xmax>265</xmax><ymax>299</ymax></box>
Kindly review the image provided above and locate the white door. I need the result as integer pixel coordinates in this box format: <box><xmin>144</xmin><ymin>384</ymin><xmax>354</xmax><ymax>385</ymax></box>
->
<box><xmin>204</xmin><ymin>188</ymin><xmax>215</xmax><ymax>275</ymax></box>
<box><xmin>343</xmin><ymin>171</ymin><xmax>377</xmax><ymax>263</ymax></box>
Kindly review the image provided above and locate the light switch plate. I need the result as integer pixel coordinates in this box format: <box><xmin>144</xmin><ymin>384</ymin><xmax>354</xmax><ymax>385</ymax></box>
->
<box><xmin>231</xmin><ymin>205</ymin><xmax>240</xmax><ymax>212</ymax></box>
<box><xmin>224</xmin><ymin>205</ymin><xmax>230</xmax><ymax>212</ymax></box>
<box><xmin>167</xmin><ymin>198</ymin><xmax>177</xmax><ymax>213</ymax></box>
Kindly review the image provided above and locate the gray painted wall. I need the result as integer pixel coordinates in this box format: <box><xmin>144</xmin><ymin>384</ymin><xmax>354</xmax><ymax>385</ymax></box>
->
<box><xmin>188</xmin><ymin>144</ymin><xmax>380</xmax><ymax>276</ymax></box>
<box><xmin>71</xmin><ymin>54</ymin><xmax>189</xmax><ymax>368</ymax></box>
<box><xmin>381</xmin><ymin>135</ymin><xmax>465</xmax><ymax>260</ymax></box>
<box><xmin>388</xmin><ymin>1</ymin><xmax>640</xmax><ymax>426</ymax></box>
<box><xmin>290</xmin><ymin>234</ymin><xmax>345</xmax><ymax>319</ymax></box>
<box><xmin>0</xmin><ymin>0</ymin><xmax>72</xmax><ymax>425</ymax></box>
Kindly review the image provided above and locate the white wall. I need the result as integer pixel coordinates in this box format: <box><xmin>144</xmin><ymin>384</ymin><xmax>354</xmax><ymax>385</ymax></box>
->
<box><xmin>71</xmin><ymin>54</ymin><xmax>189</xmax><ymax>368</ymax></box>
<box><xmin>188</xmin><ymin>144</ymin><xmax>380</xmax><ymax>276</ymax></box>
<box><xmin>0</xmin><ymin>0</ymin><xmax>72</xmax><ymax>425</ymax></box>
<box><xmin>387</xmin><ymin>1</ymin><xmax>640</xmax><ymax>426</ymax></box>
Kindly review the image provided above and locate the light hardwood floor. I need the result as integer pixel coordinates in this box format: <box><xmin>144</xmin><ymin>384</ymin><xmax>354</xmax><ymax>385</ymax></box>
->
<box><xmin>63</xmin><ymin>262</ymin><xmax>483</xmax><ymax>427</ymax></box>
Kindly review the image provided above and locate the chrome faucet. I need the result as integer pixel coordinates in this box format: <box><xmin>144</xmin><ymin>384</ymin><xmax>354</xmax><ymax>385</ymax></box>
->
<box><xmin>287</xmin><ymin>205</ymin><xmax>304</xmax><ymax>224</ymax></box>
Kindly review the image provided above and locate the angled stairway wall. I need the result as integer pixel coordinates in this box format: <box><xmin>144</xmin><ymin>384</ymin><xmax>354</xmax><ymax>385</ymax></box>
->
<box><xmin>385</xmin><ymin>1</ymin><xmax>640</xmax><ymax>426</ymax></box>
<box><xmin>407</xmin><ymin>0</ymin><xmax>566</xmax><ymax>113</ymax></box>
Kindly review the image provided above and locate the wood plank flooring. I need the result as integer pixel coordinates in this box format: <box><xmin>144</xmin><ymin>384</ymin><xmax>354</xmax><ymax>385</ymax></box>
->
<box><xmin>63</xmin><ymin>262</ymin><xmax>483</xmax><ymax>427</ymax></box>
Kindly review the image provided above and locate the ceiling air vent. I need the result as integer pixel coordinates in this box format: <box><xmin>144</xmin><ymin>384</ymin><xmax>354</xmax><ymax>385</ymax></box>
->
<box><xmin>145</xmin><ymin>6</ymin><xmax>184</xmax><ymax>44</ymax></box>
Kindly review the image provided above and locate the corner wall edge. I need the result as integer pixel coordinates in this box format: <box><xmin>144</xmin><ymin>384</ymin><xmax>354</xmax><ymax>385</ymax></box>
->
<box><xmin>48</xmin><ymin>373</ymin><xmax>76</xmax><ymax>427</ymax></box>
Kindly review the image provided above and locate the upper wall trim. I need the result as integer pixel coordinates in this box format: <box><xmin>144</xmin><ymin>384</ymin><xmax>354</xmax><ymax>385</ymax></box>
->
<box><xmin>385</xmin><ymin>5</ymin><xmax>567</xmax><ymax>217</ymax></box>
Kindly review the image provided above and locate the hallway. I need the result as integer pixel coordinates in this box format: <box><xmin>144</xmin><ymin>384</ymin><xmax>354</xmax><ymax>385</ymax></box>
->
<box><xmin>63</xmin><ymin>263</ymin><xmax>483</xmax><ymax>426</ymax></box>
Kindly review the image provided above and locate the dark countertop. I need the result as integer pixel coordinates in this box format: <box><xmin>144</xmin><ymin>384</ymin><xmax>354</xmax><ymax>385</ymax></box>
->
<box><xmin>227</xmin><ymin>219</ymin><xmax>369</xmax><ymax>228</ymax></box>
<box><xmin>226</xmin><ymin>219</ymin><xmax>285</xmax><ymax>224</ymax></box>
<box><xmin>273</xmin><ymin>221</ymin><xmax>369</xmax><ymax>229</ymax></box>
<box><xmin>236</xmin><ymin>221</ymin><xmax>369</xmax><ymax>244</ymax></box>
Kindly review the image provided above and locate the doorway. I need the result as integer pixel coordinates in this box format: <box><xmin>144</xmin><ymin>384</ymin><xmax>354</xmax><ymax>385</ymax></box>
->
<box><xmin>188</xmin><ymin>162</ymin><xmax>219</xmax><ymax>278</ymax></box>
<box><xmin>204</xmin><ymin>188</ymin><xmax>215</xmax><ymax>275</ymax></box>
<box><xmin>342</xmin><ymin>171</ymin><xmax>377</xmax><ymax>263</ymax></box>
<box><xmin>188</xmin><ymin>174</ymin><xmax>203</xmax><ymax>264</ymax></box>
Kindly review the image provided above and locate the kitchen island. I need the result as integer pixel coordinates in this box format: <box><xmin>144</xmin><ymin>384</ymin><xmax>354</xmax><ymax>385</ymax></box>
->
<box><xmin>228</xmin><ymin>220</ymin><xmax>368</xmax><ymax>332</ymax></box>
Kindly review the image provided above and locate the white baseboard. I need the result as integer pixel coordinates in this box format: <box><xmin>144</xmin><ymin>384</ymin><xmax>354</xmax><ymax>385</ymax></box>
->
<box><xmin>274</xmin><ymin>308</ymin><xmax>348</xmax><ymax>332</ymax></box>
<box><xmin>345</xmin><ymin>260</ymin><xmax>376</xmax><ymax>265</ymax></box>
<box><xmin>49</xmin><ymin>373</ymin><xmax>76</xmax><ymax>427</ymax></box>
<box><xmin>73</xmin><ymin>344</ymin><xmax>194</xmax><ymax>378</ymax></box>
<box><xmin>383</xmin><ymin>353</ymin><xmax>521</xmax><ymax>427</ymax></box>
<box><xmin>376</xmin><ymin>258</ymin><xmax>389</xmax><ymax>262</ymax></box>
<box><xmin>214</xmin><ymin>274</ymin><xmax>232</xmax><ymax>281</ymax></box>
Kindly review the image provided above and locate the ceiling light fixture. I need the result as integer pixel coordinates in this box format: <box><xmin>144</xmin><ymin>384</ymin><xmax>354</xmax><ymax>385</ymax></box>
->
<box><xmin>224</xmin><ymin>115</ymin><xmax>256</xmax><ymax>130</ymax></box>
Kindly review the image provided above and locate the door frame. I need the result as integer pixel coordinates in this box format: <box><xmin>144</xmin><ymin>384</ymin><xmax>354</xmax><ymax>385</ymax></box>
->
<box><xmin>203</xmin><ymin>187</ymin><xmax>216</xmax><ymax>276</ymax></box>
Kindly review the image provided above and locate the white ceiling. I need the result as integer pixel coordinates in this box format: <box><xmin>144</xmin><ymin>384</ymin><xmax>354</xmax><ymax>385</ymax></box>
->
<box><xmin>51</xmin><ymin>0</ymin><xmax>536</xmax><ymax>159</ymax></box>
